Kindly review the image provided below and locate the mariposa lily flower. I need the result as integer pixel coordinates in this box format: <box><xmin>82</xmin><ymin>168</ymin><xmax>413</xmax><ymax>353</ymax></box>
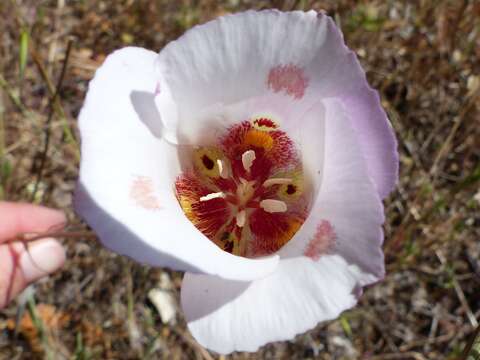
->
<box><xmin>75</xmin><ymin>10</ymin><xmax>398</xmax><ymax>354</ymax></box>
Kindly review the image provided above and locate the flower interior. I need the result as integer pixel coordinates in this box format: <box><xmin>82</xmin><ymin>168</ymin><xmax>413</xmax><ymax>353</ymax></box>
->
<box><xmin>175</xmin><ymin>117</ymin><xmax>309</xmax><ymax>258</ymax></box>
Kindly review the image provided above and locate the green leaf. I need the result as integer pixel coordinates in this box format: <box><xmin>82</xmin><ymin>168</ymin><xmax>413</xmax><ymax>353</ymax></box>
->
<box><xmin>0</xmin><ymin>157</ymin><xmax>12</xmax><ymax>186</ymax></box>
<box><xmin>19</xmin><ymin>28</ymin><xmax>29</xmax><ymax>79</ymax></box>
<box><xmin>340</xmin><ymin>314</ymin><xmax>352</xmax><ymax>337</ymax></box>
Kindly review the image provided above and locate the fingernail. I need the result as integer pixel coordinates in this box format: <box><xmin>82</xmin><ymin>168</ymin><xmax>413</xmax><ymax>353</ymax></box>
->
<box><xmin>20</xmin><ymin>238</ymin><xmax>66</xmax><ymax>282</ymax></box>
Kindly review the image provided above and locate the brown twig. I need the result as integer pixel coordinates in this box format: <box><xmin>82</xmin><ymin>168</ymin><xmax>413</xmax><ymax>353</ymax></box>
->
<box><xmin>171</xmin><ymin>328</ymin><xmax>215</xmax><ymax>360</ymax></box>
<box><xmin>0</xmin><ymin>73</ymin><xmax>29</xmax><ymax>115</ymax></box>
<box><xmin>461</xmin><ymin>323</ymin><xmax>480</xmax><ymax>360</ymax></box>
<box><xmin>28</xmin><ymin>38</ymin><xmax>79</xmax><ymax>166</ymax></box>
<box><xmin>436</xmin><ymin>250</ymin><xmax>478</xmax><ymax>328</ymax></box>
<box><xmin>369</xmin><ymin>352</ymin><xmax>427</xmax><ymax>360</ymax></box>
<box><xmin>13</xmin><ymin>230</ymin><xmax>97</xmax><ymax>244</ymax></box>
<box><xmin>30</xmin><ymin>38</ymin><xmax>74</xmax><ymax>202</ymax></box>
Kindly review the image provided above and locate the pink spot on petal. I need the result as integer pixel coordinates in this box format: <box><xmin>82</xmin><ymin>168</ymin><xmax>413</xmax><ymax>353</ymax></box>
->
<box><xmin>267</xmin><ymin>64</ymin><xmax>308</xmax><ymax>99</ymax></box>
<box><xmin>304</xmin><ymin>220</ymin><xmax>336</xmax><ymax>261</ymax></box>
<box><xmin>154</xmin><ymin>82</ymin><xmax>161</xmax><ymax>95</ymax></box>
<box><xmin>130</xmin><ymin>176</ymin><xmax>161</xmax><ymax>210</ymax></box>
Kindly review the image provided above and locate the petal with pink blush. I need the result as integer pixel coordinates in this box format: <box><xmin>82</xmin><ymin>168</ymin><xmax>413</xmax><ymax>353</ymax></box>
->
<box><xmin>75</xmin><ymin>47</ymin><xmax>280</xmax><ymax>281</ymax></box>
<box><xmin>75</xmin><ymin>9</ymin><xmax>398</xmax><ymax>354</ymax></box>
<box><xmin>157</xmin><ymin>10</ymin><xmax>325</xmax><ymax>118</ymax></box>
<box><xmin>130</xmin><ymin>176</ymin><xmax>161</xmax><ymax>211</ymax></box>
<box><xmin>303</xmin><ymin>220</ymin><xmax>336</xmax><ymax>261</ymax></box>
<box><xmin>157</xmin><ymin>10</ymin><xmax>397</xmax><ymax>198</ymax></box>
<box><xmin>280</xmin><ymin>98</ymin><xmax>385</xmax><ymax>280</ymax></box>
<box><xmin>180</xmin><ymin>97</ymin><xmax>386</xmax><ymax>354</ymax></box>
<box><xmin>267</xmin><ymin>64</ymin><xmax>309</xmax><ymax>99</ymax></box>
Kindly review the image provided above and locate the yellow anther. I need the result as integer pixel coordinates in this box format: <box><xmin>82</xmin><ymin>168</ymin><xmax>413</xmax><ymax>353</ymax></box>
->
<box><xmin>193</xmin><ymin>147</ymin><xmax>225</xmax><ymax>178</ymax></box>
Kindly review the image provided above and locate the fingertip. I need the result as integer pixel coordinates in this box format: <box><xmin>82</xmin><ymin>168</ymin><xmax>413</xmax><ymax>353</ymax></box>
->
<box><xmin>35</xmin><ymin>207</ymin><xmax>67</xmax><ymax>229</ymax></box>
<box><xmin>0</xmin><ymin>202</ymin><xmax>67</xmax><ymax>241</ymax></box>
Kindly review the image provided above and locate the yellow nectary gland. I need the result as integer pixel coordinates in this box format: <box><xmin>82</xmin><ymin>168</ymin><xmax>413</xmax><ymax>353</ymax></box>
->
<box><xmin>175</xmin><ymin>119</ymin><xmax>308</xmax><ymax>257</ymax></box>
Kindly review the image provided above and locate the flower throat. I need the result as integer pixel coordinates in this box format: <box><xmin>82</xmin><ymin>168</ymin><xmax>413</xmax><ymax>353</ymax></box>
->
<box><xmin>175</xmin><ymin>118</ymin><xmax>308</xmax><ymax>258</ymax></box>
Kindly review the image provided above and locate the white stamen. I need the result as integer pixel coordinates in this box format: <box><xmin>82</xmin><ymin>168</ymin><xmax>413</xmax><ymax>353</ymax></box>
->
<box><xmin>260</xmin><ymin>199</ymin><xmax>288</xmax><ymax>213</ymax></box>
<box><xmin>242</xmin><ymin>150</ymin><xmax>256</xmax><ymax>173</ymax></box>
<box><xmin>236</xmin><ymin>210</ymin><xmax>246</xmax><ymax>227</ymax></box>
<box><xmin>217</xmin><ymin>159</ymin><xmax>228</xmax><ymax>179</ymax></box>
<box><xmin>200</xmin><ymin>192</ymin><xmax>226</xmax><ymax>202</ymax></box>
<box><xmin>263</xmin><ymin>178</ymin><xmax>293</xmax><ymax>187</ymax></box>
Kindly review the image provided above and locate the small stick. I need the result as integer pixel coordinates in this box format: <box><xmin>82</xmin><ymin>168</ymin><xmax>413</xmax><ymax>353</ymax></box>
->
<box><xmin>30</xmin><ymin>41</ymin><xmax>78</xmax><ymax>149</ymax></box>
<box><xmin>13</xmin><ymin>230</ymin><xmax>97</xmax><ymax>243</ymax></box>
<box><xmin>0</xmin><ymin>73</ymin><xmax>30</xmax><ymax>115</ymax></box>
<box><xmin>171</xmin><ymin>328</ymin><xmax>214</xmax><ymax>360</ymax></box>
<box><xmin>436</xmin><ymin>250</ymin><xmax>478</xmax><ymax>328</ymax></box>
<box><xmin>462</xmin><ymin>325</ymin><xmax>480</xmax><ymax>360</ymax></box>
<box><xmin>30</xmin><ymin>38</ymin><xmax>74</xmax><ymax>202</ymax></box>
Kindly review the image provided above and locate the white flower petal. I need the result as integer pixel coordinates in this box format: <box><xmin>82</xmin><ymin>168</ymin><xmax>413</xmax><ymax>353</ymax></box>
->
<box><xmin>304</xmin><ymin>15</ymin><xmax>398</xmax><ymax>198</ymax></box>
<box><xmin>176</xmin><ymin>92</ymin><xmax>312</xmax><ymax>146</ymax></box>
<box><xmin>181</xmin><ymin>98</ymin><xmax>385</xmax><ymax>354</ymax></box>
<box><xmin>182</xmin><ymin>100</ymin><xmax>384</xmax><ymax>353</ymax></box>
<box><xmin>158</xmin><ymin>10</ymin><xmax>397</xmax><ymax>197</ymax></box>
<box><xmin>75</xmin><ymin>47</ymin><xmax>280</xmax><ymax>281</ymax></box>
<box><xmin>182</xmin><ymin>255</ymin><xmax>373</xmax><ymax>354</ymax></box>
<box><xmin>281</xmin><ymin>98</ymin><xmax>385</xmax><ymax>279</ymax></box>
<box><xmin>157</xmin><ymin>10</ymin><xmax>324</xmax><ymax>118</ymax></box>
<box><xmin>297</xmin><ymin>101</ymin><xmax>326</xmax><ymax>195</ymax></box>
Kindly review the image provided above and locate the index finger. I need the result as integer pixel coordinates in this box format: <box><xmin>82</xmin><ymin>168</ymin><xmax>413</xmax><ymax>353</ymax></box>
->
<box><xmin>0</xmin><ymin>202</ymin><xmax>66</xmax><ymax>242</ymax></box>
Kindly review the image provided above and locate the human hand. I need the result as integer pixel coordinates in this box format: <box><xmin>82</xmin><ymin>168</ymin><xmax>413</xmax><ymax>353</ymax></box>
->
<box><xmin>0</xmin><ymin>202</ymin><xmax>66</xmax><ymax>309</ymax></box>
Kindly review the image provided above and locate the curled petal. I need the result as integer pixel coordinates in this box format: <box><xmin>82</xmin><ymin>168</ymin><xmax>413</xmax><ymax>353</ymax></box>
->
<box><xmin>281</xmin><ymin>99</ymin><xmax>385</xmax><ymax>279</ymax></box>
<box><xmin>182</xmin><ymin>255</ymin><xmax>373</xmax><ymax>354</ymax></box>
<box><xmin>340</xmin><ymin>86</ymin><xmax>398</xmax><ymax>199</ymax></box>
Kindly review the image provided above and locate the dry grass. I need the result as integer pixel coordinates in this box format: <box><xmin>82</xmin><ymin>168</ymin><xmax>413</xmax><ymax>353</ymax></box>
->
<box><xmin>0</xmin><ymin>0</ymin><xmax>479</xmax><ymax>359</ymax></box>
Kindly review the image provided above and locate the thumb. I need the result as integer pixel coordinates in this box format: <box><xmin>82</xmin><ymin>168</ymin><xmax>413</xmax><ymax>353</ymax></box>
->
<box><xmin>0</xmin><ymin>238</ymin><xmax>65</xmax><ymax>309</ymax></box>
<box><xmin>20</xmin><ymin>238</ymin><xmax>66</xmax><ymax>283</ymax></box>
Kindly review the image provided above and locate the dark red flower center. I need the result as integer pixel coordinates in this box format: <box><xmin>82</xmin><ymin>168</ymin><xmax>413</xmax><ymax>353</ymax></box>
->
<box><xmin>175</xmin><ymin>118</ymin><xmax>308</xmax><ymax>258</ymax></box>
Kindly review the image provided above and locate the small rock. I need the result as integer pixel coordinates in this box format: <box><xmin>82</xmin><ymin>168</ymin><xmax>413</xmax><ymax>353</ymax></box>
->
<box><xmin>474</xmin><ymin>190</ymin><xmax>480</xmax><ymax>205</ymax></box>
<box><xmin>159</xmin><ymin>272</ymin><xmax>174</xmax><ymax>291</ymax></box>
<box><xmin>330</xmin><ymin>335</ymin><xmax>358</xmax><ymax>358</ymax></box>
<box><xmin>467</xmin><ymin>75</ymin><xmax>479</xmax><ymax>96</ymax></box>
<box><xmin>148</xmin><ymin>288</ymin><xmax>177</xmax><ymax>325</ymax></box>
